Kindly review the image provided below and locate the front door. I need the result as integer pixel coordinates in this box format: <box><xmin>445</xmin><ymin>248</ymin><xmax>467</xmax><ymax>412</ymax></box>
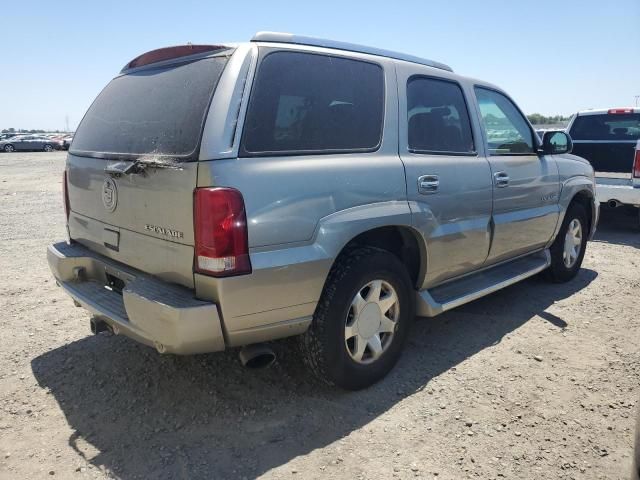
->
<box><xmin>473</xmin><ymin>87</ymin><xmax>560</xmax><ymax>264</ymax></box>
<box><xmin>16</xmin><ymin>137</ymin><xmax>33</xmax><ymax>151</ymax></box>
<box><xmin>397</xmin><ymin>67</ymin><xmax>493</xmax><ymax>287</ymax></box>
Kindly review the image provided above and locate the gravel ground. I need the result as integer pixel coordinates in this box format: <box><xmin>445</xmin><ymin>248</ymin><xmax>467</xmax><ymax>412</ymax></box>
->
<box><xmin>1</xmin><ymin>151</ymin><xmax>639</xmax><ymax>480</ymax></box>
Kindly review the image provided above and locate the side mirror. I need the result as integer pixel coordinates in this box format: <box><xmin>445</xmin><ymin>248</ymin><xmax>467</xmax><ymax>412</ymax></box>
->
<box><xmin>542</xmin><ymin>130</ymin><xmax>572</xmax><ymax>155</ymax></box>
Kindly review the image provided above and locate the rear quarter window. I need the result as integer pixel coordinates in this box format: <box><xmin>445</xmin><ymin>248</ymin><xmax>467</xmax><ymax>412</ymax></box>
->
<box><xmin>240</xmin><ymin>51</ymin><xmax>385</xmax><ymax>155</ymax></box>
<box><xmin>570</xmin><ymin>113</ymin><xmax>640</xmax><ymax>140</ymax></box>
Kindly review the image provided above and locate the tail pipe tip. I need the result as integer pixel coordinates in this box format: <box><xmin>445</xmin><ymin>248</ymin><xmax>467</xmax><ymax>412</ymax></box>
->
<box><xmin>238</xmin><ymin>344</ymin><xmax>276</xmax><ymax>369</ymax></box>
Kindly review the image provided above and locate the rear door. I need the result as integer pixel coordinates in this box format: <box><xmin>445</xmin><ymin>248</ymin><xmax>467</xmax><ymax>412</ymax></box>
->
<box><xmin>66</xmin><ymin>51</ymin><xmax>232</xmax><ymax>288</ymax></box>
<box><xmin>569</xmin><ymin>110</ymin><xmax>640</xmax><ymax>173</ymax></box>
<box><xmin>397</xmin><ymin>66</ymin><xmax>493</xmax><ymax>286</ymax></box>
<box><xmin>33</xmin><ymin>138</ymin><xmax>47</xmax><ymax>150</ymax></box>
<box><xmin>473</xmin><ymin>87</ymin><xmax>560</xmax><ymax>264</ymax></box>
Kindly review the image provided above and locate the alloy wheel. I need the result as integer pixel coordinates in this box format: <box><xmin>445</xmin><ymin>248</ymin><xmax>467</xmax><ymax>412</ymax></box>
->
<box><xmin>563</xmin><ymin>218</ymin><xmax>582</xmax><ymax>268</ymax></box>
<box><xmin>344</xmin><ymin>279</ymin><xmax>399</xmax><ymax>364</ymax></box>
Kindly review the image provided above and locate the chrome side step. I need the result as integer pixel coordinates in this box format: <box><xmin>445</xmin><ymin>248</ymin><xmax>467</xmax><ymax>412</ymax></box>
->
<box><xmin>416</xmin><ymin>250</ymin><xmax>551</xmax><ymax>317</ymax></box>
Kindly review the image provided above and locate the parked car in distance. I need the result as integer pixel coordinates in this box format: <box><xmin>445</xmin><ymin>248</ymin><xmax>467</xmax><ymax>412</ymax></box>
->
<box><xmin>535</xmin><ymin>129</ymin><xmax>547</xmax><ymax>141</ymax></box>
<box><xmin>0</xmin><ymin>133</ymin><xmax>21</xmax><ymax>141</ymax></box>
<box><xmin>47</xmin><ymin>33</ymin><xmax>599</xmax><ymax>390</ymax></box>
<box><xmin>567</xmin><ymin>108</ymin><xmax>640</xmax><ymax>221</ymax></box>
<box><xmin>62</xmin><ymin>135</ymin><xmax>73</xmax><ymax>150</ymax></box>
<box><xmin>1</xmin><ymin>135</ymin><xmax>62</xmax><ymax>152</ymax></box>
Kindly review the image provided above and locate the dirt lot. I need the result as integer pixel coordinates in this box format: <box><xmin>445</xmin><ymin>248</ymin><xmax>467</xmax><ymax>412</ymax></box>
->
<box><xmin>1</xmin><ymin>151</ymin><xmax>639</xmax><ymax>480</ymax></box>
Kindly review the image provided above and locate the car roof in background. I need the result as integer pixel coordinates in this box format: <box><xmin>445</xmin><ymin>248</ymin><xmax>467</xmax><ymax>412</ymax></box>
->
<box><xmin>576</xmin><ymin>108</ymin><xmax>640</xmax><ymax>116</ymax></box>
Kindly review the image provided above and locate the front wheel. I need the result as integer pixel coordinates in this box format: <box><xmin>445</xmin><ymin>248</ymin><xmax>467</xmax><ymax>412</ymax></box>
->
<box><xmin>43</xmin><ymin>144</ymin><xmax>54</xmax><ymax>152</ymax></box>
<box><xmin>298</xmin><ymin>247</ymin><xmax>414</xmax><ymax>390</ymax></box>
<box><xmin>4</xmin><ymin>144</ymin><xmax>15</xmax><ymax>152</ymax></box>
<box><xmin>546</xmin><ymin>203</ymin><xmax>588</xmax><ymax>282</ymax></box>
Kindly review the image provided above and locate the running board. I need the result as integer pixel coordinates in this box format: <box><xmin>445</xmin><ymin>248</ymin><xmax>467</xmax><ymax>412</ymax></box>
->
<box><xmin>416</xmin><ymin>250</ymin><xmax>551</xmax><ymax>317</ymax></box>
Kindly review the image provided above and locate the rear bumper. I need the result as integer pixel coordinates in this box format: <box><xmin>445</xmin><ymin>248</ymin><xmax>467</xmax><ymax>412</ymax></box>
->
<box><xmin>596</xmin><ymin>177</ymin><xmax>640</xmax><ymax>207</ymax></box>
<box><xmin>47</xmin><ymin>241</ymin><xmax>225</xmax><ymax>354</ymax></box>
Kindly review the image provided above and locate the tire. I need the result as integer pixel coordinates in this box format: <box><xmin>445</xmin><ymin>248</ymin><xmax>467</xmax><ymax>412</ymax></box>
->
<box><xmin>298</xmin><ymin>246</ymin><xmax>415</xmax><ymax>390</ymax></box>
<box><xmin>43</xmin><ymin>144</ymin><xmax>54</xmax><ymax>152</ymax></box>
<box><xmin>4</xmin><ymin>144</ymin><xmax>14</xmax><ymax>152</ymax></box>
<box><xmin>546</xmin><ymin>203</ymin><xmax>588</xmax><ymax>283</ymax></box>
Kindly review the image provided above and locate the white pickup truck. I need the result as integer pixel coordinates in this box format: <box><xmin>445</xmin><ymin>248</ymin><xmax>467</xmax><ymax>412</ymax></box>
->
<box><xmin>566</xmin><ymin>108</ymin><xmax>640</xmax><ymax>222</ymax></box>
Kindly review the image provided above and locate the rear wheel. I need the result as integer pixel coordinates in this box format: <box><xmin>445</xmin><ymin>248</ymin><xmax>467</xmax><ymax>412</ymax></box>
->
<box><xmin>546</xmin><ymin>203</ymin><xmax>588</xmax><ymax>282</ymax></box>
<box><xmin>43</xmin><ymin>144</ymin><xmax>54</xmax><ymax>152</ymax></box>
<box><xmin>298</xmin><ymin>247</ymin><xmax>414</xmax><ymax>390</ymax></box>
<box><xmin>4</xmin><ymin>144</ymin><xmax>15</xmax><ymax>152</ymax></box>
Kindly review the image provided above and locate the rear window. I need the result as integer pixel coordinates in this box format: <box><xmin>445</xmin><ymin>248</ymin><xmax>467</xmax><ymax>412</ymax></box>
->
<box><xmin>570</xmin><ymin>113</ymin><xmax>640</xmax><ymax>141</ymax></box>
<box><xmin>241</xmin><ymin>51</ymin><xmax>384</xmax><ymax>155</ymax></box>
<box><xmin>71</xmin><ymin>55</ymin><xmax>230</xmax><ymax>159</ymax></box>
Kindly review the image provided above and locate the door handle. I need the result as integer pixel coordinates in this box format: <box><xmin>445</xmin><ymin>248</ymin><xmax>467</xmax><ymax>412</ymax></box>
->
<box><xmin>494</xmin><ymin>171</ymin><xmax>510</xmax><ymax>188</ymax></box>
<box><xmin>418</xmin><ymin>175</ymin><xmax>439</xmax><ymax>194</ymax></box>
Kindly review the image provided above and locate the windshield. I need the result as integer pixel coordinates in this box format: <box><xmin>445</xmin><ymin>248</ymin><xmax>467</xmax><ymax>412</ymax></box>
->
<box><xmin>71</xmin><ymin>54</ymin><xmax>231</xmax><ymax>160</ymax></box>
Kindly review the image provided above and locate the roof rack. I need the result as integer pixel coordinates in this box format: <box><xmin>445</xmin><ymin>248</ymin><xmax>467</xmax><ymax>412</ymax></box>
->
<box><xmin>251</xmin><ymin>32</ymin><xmax>453</xmax><ymax>73</ymax></box>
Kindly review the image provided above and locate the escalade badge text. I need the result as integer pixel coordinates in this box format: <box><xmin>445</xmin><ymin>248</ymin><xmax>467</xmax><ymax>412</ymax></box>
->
<box><xmin>144</xmin><ymin>224</ymin><xmax>184</xmax><ymax>239</ymax></box>
<box><xmin>102</xmin><ymin>178</ymin><xmax>118</xmax><ymax>212</ymax></box>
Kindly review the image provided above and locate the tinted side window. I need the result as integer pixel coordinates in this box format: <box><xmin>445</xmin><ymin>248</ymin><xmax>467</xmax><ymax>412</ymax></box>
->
<box><xmin>475</xmin><ymin>87</ymin><xmax>534</xmax><ymax>155</ymax></box>
<box><xmin>241</xmin><ymin>51</ymin><xmax>384</xmax><ymax>155</ymax></box>
<box><xmin>569</xmin><ymin>113</ymin><xmax>640</xmax><ymax>140</ymax></box>
<box><xmin>407</xmin><ymin>77</ymin><xmax>474</xmax><ymax>154</ymax></box>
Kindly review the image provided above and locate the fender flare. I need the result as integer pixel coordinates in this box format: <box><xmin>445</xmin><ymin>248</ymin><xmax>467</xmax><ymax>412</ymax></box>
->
<box><xmin>550</xmin><ymin>176</ymin><xmax>597</xmax><ymax>242</ymax></box>
<box><xmin>313</xmin><ymin>200</ymin><xmax>428</xmax><ymax>286</ymax></box>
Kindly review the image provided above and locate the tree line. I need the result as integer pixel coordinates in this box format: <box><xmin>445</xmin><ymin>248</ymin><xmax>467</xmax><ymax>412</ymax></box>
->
<box><xmin>526</xmin><ymin>114</ymin><xmax>571</xmax><ymax>125</ymax></box>
<box><xmin>1</xmin><ymin>128</ymin><xmax>68</xmax><ymax>134</ymax></box>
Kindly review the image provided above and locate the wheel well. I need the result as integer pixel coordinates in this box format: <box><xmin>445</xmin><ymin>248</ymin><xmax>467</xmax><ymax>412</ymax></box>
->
<box><xmin>339</xmin><ymin>226</ymin><xmax>423</xmax><ymax>288</ymax></box>
<box><xmin>569</xmin><ymin>190</ymin><xmax>594</xmax><ymax>233</ymax></box>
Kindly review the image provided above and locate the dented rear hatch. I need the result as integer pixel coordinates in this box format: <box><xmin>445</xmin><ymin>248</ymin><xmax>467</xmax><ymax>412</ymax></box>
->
<box><xmin>66</xmin><ymin>48</ymin><xmax>233</xmax><ymax>288</ymax></box>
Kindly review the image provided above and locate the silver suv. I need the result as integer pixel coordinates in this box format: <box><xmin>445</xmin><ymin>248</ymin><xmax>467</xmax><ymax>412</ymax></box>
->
<box><xmin>48</xmin><ymin>32</ymin><xmax>599</xmax><ymax>389</ymax></box>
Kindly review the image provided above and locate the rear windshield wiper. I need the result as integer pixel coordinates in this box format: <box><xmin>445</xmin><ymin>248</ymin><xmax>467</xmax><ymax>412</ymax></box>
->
<box><xmin>104</xmin><ymin>158</ymin><xmax>182</xmax><ymax>177</ymax></box>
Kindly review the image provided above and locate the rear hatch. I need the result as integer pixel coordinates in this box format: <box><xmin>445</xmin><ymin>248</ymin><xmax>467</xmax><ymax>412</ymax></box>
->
<box><xmin>66</xmin><ymin>48</ymin><xmax>233</xmax><ymax>288</ymax></box>
<box><xmin>569</xmin><ymin>110</ymin><xmax>640</xmax><ymax>173</ymax></box>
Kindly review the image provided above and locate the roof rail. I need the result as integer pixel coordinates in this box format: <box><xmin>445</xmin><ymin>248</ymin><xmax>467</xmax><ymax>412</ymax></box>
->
<box><xmin>251</xmin><ymin>32</ymin><xmax>453</xmax><ymax>72</ymax></box>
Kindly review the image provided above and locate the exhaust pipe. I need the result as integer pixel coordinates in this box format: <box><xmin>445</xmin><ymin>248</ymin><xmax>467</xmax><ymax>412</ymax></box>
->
<box><xmin>239</xmin><ymin>344</ymin><xmax>276</xmax><ymax>369</ymax></box>
<box><xmin>608</xmin><ymin>200</ymin><xmax>621</xmax><ymax>208</ymax></box>
<box><xmin>90</xmin><ymin>317</ymin><xmax>112</xmax><ymax>335</ymax></box>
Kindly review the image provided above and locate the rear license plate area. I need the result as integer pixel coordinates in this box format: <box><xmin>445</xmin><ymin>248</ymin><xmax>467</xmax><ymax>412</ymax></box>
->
<box><xmin>103</xmin><ymin>228</ymin><xmax>120</xmax><ymax>251</ymax></box>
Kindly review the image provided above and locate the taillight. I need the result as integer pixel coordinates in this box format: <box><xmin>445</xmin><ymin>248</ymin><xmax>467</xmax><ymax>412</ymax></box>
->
<box><xmin>194</xmin><ymin>187</ymin><xmax>251</xmax><ymax>277</ymax></box>
<box><xmin>633</xmin><ymin>146</ymin><xmax>640</xmax><ymax>179</ymax></box>
<box><xmin>608</xmin><ymin>108</ymin><xmax>634</xmax><ymax>114</ymax></box>
<box><xmin>63</xmin><ymin>170</ymin><xmax>70</xmax><ymax>221</ymax></box>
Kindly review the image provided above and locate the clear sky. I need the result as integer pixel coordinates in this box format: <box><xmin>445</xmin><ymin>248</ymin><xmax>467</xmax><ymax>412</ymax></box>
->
<box><xmin>1</xmin><ymin>0</ymin><xmax>638</xmax><ymax>131</ymax></box>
